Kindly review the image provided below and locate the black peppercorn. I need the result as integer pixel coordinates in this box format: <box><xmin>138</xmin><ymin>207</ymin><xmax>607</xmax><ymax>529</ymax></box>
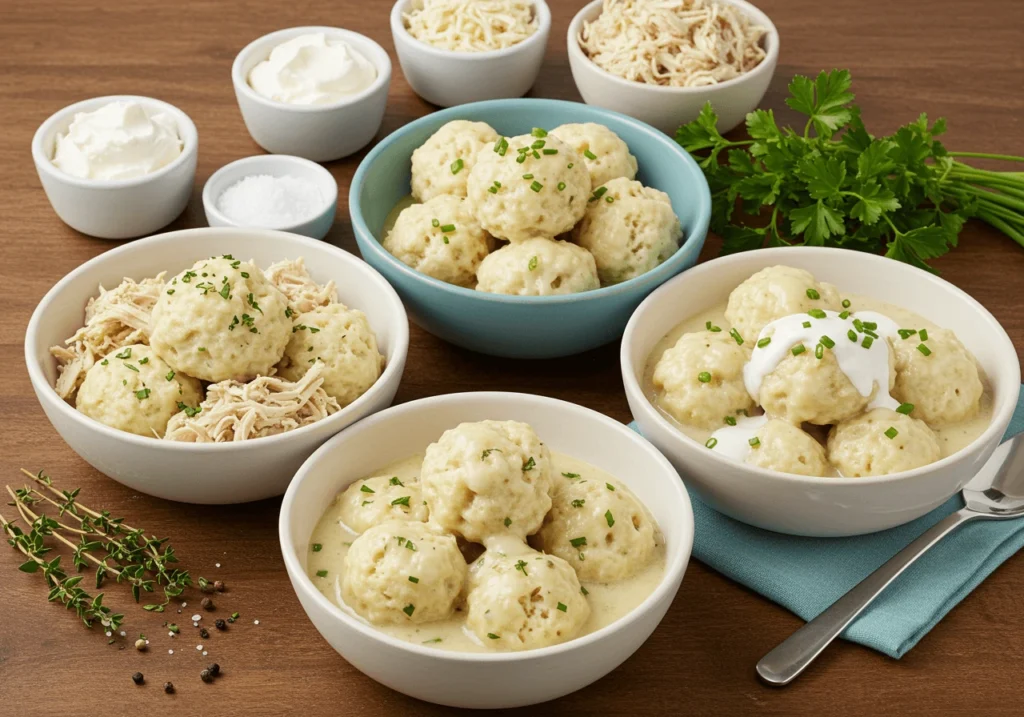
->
<box><xmin>214</xmin><ymin>580</ymin><xmax>225</xmax><ymax>592</ymax></box>
<box><xmin>200</xmin><ymin>669</ymin><xmax>213</xmax><ymax>684</ymax></box>
<box><xmin>199</xmin><ymin>628</ymin><xmax>210</xmax><ymax>639</ymax></box>
<box><xmin>215</xmin><ymin>619</ymin><xmax>226</xmax><ymax>630</ymax></box>
<box><xmin>132</xmin><ymin>672</ymin><xmax>144</xmax><ymax>685</ymax></box>
<box><xmin>201</xmin><ymin>597</ymin><xmax>214</xmax><ymax>610</ymax></box>
<box><xmin>164</xmin><ymin>682</ymin><xmax>175</xmax><ymax>694</ymax></box>
<box><xmin>208</xmin><ymin>663</ymin><xmax>221</xmax><ymax>677</ymax></box>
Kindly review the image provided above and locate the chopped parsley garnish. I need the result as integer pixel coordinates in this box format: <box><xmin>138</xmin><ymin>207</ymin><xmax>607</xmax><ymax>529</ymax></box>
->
<box><xmin>101</xmin><ymin>359</ymin><xmax>109</xmax><ymax>365</ymax></box>
<box><xmin>522</xmin><ymin>456</ymin><xmax>536</xmax><ymax>471</ymax></box>
<box><xmin>165</xmin><ymin>370</ymin><xmax>175</xmax><ymax>381</ymax></box>
<box><xmin>315</xmin><ymin>570</ymin><xmax>328</xmax><ymax>578</ymax></box>
<box><xmin>182</xmin><ymin>270</ymin><xmax>197</xmax><ymax>283</ymax></box>
<box><xmin>312</xmin><ymin>543</ymin><xmax>322</xmax><ymax>552</ymax></box>
<box><xmin>504</xmin><ymin>517</ymin><xmax>512</xmax><ymax>527</ymax></box>
<box><xmin>884</xmin><ymin>426</ymin><xmax>899</xmax><ymax>439</ymax></box>
<box><xmin>562</xmin><ymin>472</ymin><xmax>580</xmax><ymax>478</ymax></box>
<box><xmin>528</xmin><ymin>256</ymin><xmax>538</xmax><ymax>271</ymax></box>
<box><xmin>408</xmin><ymin>576</ymin><xmax>419</xmax><ymax>583</ymax></box>
<box><xmin>134</xmin><ymin>388</ymin><xmax>151</xmax><ymax>400</ymax></box>
<box><xmin>605</xmin><ymin>510</ymin><xmax>615</xmax><ymax>527</ymax></box>
<box><xmin>389</xmin><ymin>476</ymin><xmax>404</xmax><ymax>486</ymax></box>
<box><xmin>606</xmin><ymin>483</ymin><xmax>615</xmax><ymax>491</ymax></box>
<box><xmin>123</xmin><ymin>362</ymin><xmax>139</xmax><ymax>372</ymax></box>
<box><xmin>569</xmin><ymin>536</ymin><xmax>587</xmax><ymax>548</ymax></box>
<box><xmin>285</xmin><ymin>307</ymin><xmax>294</xmax><ymax>318</ymax></box>
<box><xmin>896</xmin><ymin>402</ymin><xmax>915</xmax><ymax>415</ymax></box>
<box><xmin>571</xmin><ymin>499</ymin><xmax>585</xmax><ymax>508</ymax></box>
<box><xmin>138</xmin><ymin>357</ymin><xmax>149</xmax><ymax>365</ymax></box>
<box><xmin>487</xmin><ymin>633</ymin><xmax>500</xmax><ymax>640</ymax></box>
<box><xmin>580</xmin><ymin>586</ymin><xmax>589</xmax><ymax>596</ymax></box>
<box><xmin>402</xmin><ymin>604</ymin><xmax>415</xmax><ymax>617</ymax></box>
<box><xmin>391</xmin><ymin>496</ymin><xmax>411</xmax><ymax>507</ymax></box>
<box><xmin>481</xmin><ymin>448</ymin><xmax>502</xmax><ymax>459</ymax></box>
<box><xmin>115</xmin><ymin>348</ymin><xmax>132</xmax><ymax>359</ymax></box>
<box><xmin>515</xmin><ymin>560</ymin><xmax>528</xmax><ymax>576</ymax></box>
<box><xmin>749</xmin><ymin>437</ymin><xmax>761</xmax><ymax>448</ymax></box>
<box><xmin>360</xmin><ymin>485</ymin><xmax>375</xmax><ymax>494</ymax></box>
<box><xmin>556</xmin><ymin>602</ymin><xmax>568</xmax><ymax>612</ymax></box>
<box><xmin>176</xmin><ymin>402</ymin><xmax>201</xmax><ymax>418</ymax></box>
<box><xmin>219</xmin><ymin>282</ymin><xmax>231</xmax><ymax>299</ymax></box>
<box><xmin>247</xmin><ymin>293</ymin><xmax>263</xmax><ymax>314</ymax></box>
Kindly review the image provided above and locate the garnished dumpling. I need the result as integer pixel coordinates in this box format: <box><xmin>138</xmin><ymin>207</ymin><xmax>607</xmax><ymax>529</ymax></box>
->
<box><xmin>149</xmin><ymin>256</ymin><xmax>291</xmax><ymax>382</ymax></box>
<box><xmin>549</xmin><ymin>123</ymin><xmax>638</xmax><ymax>188</ymax></box>
<box><xmin>465</xmin><ymin>540</ymin><xmax>589</xmax><ymax>651</ymax></box>
<box><xmin>827</xmin><ymin>408</ymin><xmax>941</xmax><ymax>476</ymax></box>
<box><xmin>75</xmin><ymin>344</ymin><xmax>203</xmax><ymax>438</ymax></box>
<box><xmin>476</xmin><ymin>237</ymin><xmax>599</xmax><ymax>296</ymax></box>
<box><xmin>892</xmin><ymin>328</ymin><xmax>984</xmax><ymax>425</ymax></box>
<box><xmin>411</xmin><ymin>120</ymin><xmax>499</xmax><ymax>202</ymax></box>
<box><xmin>277</xmin><ymin>304</ymin><xmax>384</xmax><ymax>408</ymax></box>
<box><xmin>383</xmin><ymin>195</ymin><xmax>493</xmax><ymax>288</ymax></box>
<box><xmin>725</xmin><ymin>266</ymin><xmax>841</xmax><ymax>342</ymax></box>
<box><xmin>337</xmin><ymin>474</ymin><xmax>428</xmax><ymax>534</ymax></box>
<box><xmin>342</xmin><ymin>521</ymin><xmax>467</xmax><ymax>625</ymax></box>
<box><xmin>756</xmin><ymin>339</ymin><xmax>894</xmax><ymax>426</ymax></box>
<box><xmin>535</xmin><ymin>474</ymin><xmax>656</xmax><ymax>582</ymax></box>
<box><xmin>652</xmin><ymin>330</ymin><xmax>754</xmax><ymax>430</ymax></box>
<box><xmin>746</xmin><ymin>419</ymin><xmax>829</xmax><ymax>476</ymax></box>
<box><xmin>571</xmin><ymin>177</ymin><xmax>681</xmax><ymax>285</ymax></box>
<box><xmin>420</xmin><ymin>420</ymin><xmax>553</xmax><ymax>543</ymax></box>
<box><xmin>466</xmin><ymin>133</ymin><xmax>591</xmax><ymax>242</ymax></box>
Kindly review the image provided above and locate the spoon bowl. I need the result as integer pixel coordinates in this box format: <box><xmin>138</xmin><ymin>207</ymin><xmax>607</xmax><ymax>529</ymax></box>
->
<box><xmin>963</xmin><ymin>438</ymin><xmax>1024</xmax><ymax>517</ymax></box>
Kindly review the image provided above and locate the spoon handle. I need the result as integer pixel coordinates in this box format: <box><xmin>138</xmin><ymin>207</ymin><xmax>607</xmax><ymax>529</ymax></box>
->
<box><xmin>756</xmin><ymin>507</ymin><xmax>977</xmax><ymax>686</ymax></box>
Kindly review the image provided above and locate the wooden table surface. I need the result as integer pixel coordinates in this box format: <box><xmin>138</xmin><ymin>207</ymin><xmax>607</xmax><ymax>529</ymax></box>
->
<box><xmin>2</xmin><ymin>1</ymin><xmax>1023</xmax><ymax>714</ymax></box>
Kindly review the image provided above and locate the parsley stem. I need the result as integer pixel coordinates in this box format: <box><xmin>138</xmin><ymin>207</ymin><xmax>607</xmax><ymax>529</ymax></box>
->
<box><xmin>948</xmin><ymin>151</ymin><xmax>1024</xmax><ymax>163</ymax></box>
<box><xmin>978</xmin><ymin>211</ymin><xmax>1024</xmax><ymax>248</ymax></box>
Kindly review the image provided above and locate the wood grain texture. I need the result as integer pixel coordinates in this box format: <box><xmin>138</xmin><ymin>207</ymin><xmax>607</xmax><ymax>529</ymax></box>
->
<box><xmin>1</xmin><ymin>1</ymin><xmax>1023</xmax><ymax>714</ymax></box>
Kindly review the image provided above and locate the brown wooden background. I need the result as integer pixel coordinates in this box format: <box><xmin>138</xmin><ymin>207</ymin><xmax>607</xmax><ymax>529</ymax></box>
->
<box><xmin>2</xmin><ymin>1</ymin><xmax>1023</xmax><ymax>715</ymax></box>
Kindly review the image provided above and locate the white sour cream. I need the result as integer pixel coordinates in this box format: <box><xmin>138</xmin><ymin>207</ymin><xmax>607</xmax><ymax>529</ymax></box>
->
<box><xmin>248</xmin><ymin>32</ymin><xmax>377</xmax><ymax>105</ymax></box>
<box><xmin>743</xmin><ymin>309</ymin><xmax>900</xmax><ymax>411</ymax></box>
<box><xmin>707</xmin><ymin>413</ymin><xmax>768</xmax><ymax>462</ymax></box>
<box><xmin>52</xmin><ymin>101</ymin><xmax>182</xmax><ymax>180</ymax></box>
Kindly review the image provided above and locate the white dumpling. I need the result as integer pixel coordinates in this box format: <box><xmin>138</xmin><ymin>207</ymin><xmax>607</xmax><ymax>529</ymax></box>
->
<box><xmin>725</xmin><ymin>265</ymin><xmax>841</xmax><ymax>342</ymax></box>
<box><xmin>746</xmin><ymin>419</ymin><xmax>830</xmax><ymax>476</ymax></box>
<box><xmin>892</xmin><ymin>327</ymin><xmax>983</xmax><ymax>424</ymax></box>
<box><xmin>827</xmin><ymin>408</ymin><xmax>941</xmax><ymax>477</ymax></box>
<box><xmin>475</xmin><ymin>237</ymin><xmax>599</xmax><ymax>296</ymax></box>
<box><xmin>411</xmin><ymin>120</ymin><xmax>499</xmax><ymax>202</ymax></box>
<box><xmin>549</xmin><ymin>123</ymin><xmax>637</xmax><ymax>188</ymax></box>
<box><xmin>337</xmin><ymin>474</ymin><xmax>428</xmax><ymax>534</ymax></box>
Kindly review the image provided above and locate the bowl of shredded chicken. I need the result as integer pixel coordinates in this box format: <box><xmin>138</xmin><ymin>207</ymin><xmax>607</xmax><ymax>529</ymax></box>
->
<box><xmin>567</xmin><ymin>0</ymin><xmax>779</xmax><ymax>133</ymax></box>
<box><xmin>26</xmin><ymin>227</ymin><xmax>409</xmax><ymax>504</ymax></box>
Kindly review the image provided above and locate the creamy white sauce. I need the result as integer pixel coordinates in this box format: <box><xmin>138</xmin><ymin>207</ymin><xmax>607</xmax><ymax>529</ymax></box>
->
<box><xmin>743</xmin><ymin>309</ymin><xmax>899</xmax><ymax>411</ymax></box>
<box><xmin>307</xmin><ymin>451</ymin><xmax>666</xmax><ymax>653</ymax></box>
<box><xmin>708</xmin><ymin>413</ymin><xmax>767</xmax><ymax>463</ymax></box>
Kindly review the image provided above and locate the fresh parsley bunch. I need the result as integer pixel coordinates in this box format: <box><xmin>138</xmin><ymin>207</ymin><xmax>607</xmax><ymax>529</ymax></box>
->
<box><xmin>676</xmin><ymin>69</ymin><xmax>1024</xmax><ymax>271</ymax></box>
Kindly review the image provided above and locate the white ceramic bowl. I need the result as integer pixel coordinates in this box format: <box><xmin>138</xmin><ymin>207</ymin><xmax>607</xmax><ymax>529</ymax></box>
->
<box><xmin>622</xmin><ymin>247</ymin><xmax>1021</xmax><ymax>537</ymax></box>
<box><xmin>231</xmin><ymin>26</ymin><xmax>392</xmax><ymax>162</ymax></box>
<box><xmin>31</xmin><ymin>95</ymin><xmax>198</xmax><ymax>240</ymax></box>
<box><xmin>25</xmin><ymin>227</ymin><xmax>409</xmax><ymax>504</ymax></box>
<box><xmin>390</xmin><ymin>0</ymin><xmax>551</xmax><ymax>107</ymax></box>
<box><xmin>567</xmin><ymin>0</ymin><xmax>779</xmax><ymax>134</ymax></box>
<box><xmin>280</xmin><ymin>392</ymin><xmax>693</xmax><ymax>708</ymax></box>
<box><xmin>202</xmin><ymin>155</ymin><xmax>338</xmax><ymax>240</ymax></box>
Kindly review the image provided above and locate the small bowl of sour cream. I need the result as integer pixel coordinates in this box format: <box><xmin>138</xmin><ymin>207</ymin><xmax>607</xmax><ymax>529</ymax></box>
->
<box><xmin>203</xmin><ymin>154</ymin><xmax>338</xmax><ymax>240</ymax></box>
<box><xmin>31</xmin><ymin>95</ymin><xmax>198</xmax><ymax>239</ymax></box>
<box><xmin>231</xmin><ymin>27</ymin><xmax>392</xmax><ymax>162</ymax></box>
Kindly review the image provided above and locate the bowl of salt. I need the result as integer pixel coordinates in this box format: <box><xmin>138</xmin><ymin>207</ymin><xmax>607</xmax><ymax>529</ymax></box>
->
<box><xmin>203</xmin><ymin>154</ymin><xmax>338</xmax><ymax>239</ymax></box>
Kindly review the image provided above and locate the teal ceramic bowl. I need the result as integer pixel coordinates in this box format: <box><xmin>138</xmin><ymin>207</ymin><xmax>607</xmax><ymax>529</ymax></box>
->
<box><xmin>349</xmin><ymin>98</ymin><xmax>710</xmax><ymax>359</ymax></box>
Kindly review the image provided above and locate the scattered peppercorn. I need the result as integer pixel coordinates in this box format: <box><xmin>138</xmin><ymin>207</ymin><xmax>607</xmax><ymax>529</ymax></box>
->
<box><xmin>164</xmin><ymin>682</ymin><xmax>175</xmax><ymax>694</ymax></box>
<box><xmin>215</xmin><ymin>619</ymin><xmax>226</xmax><ymax>631</ymax></box>
<box><xmin>134</xmin><ymin>638</ymin><xmax>146</xmax><ymax>651</ymax></box>
<box><xmin>200</xmin><ymin>669</ymin><xmax>213</xmax><ymax>684</ymax></box>
<box><xmin>201</xmin><ymin>597</ymin><xmax>214</xmax><ymax>610</ymax></box>
<box><xmin>214</xmin><ymin>580</ymin><xmax>225</xmax><ymax>592</ymax></box>
<box><xmin>199</xmin><ymin>628</ymin><xmax>210</xmax><ymax>639</ymax></box>
<box><xmin>208</xmin><ymin>663</ymin><xmax>221</xmax><ymax>677</ymax></box>
<box><xmin>132</xmin><ymin>672</ymin><xmax>144</xmax><ymax>685</ymax></box>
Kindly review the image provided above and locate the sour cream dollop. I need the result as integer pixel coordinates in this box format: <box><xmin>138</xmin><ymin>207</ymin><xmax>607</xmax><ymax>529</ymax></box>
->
<box><xmin>743</xmin><ymin>310</ymin><xmax>901</xmax><ymax>411</ymax></box>
<box><xmin>707</xmin><ymin>413</ymin><xmax>768</xmax><ymax>462</ymax></box>
<box><xmin>248</xmin><ymin>33</ymin><xmax>377</xmax><ymax>105</ymax></box>
<box><xmin>51</xmin><ymin>101</ymin><xmax>183</xmax><ymax>181</ymax></box>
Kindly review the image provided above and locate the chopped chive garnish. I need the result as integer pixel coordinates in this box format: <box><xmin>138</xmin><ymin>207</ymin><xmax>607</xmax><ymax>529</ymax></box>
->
<box><xmin>522</xmin><ymin>173</ymin><xmax>533</xmax><ymax>179</ymax></box>
<box><xmin>725</xmin><ymin>416</ymin><xmax>737</xmax><ymax>426</ymax></box>
<box><xmin>423</xmin><ymin>638</ymin><xmax>442</xmax><ymax>644</ymax></box>
<box><xmin>487</xmin><ymin>186</ymin><xmax>498</xmax><ymax>194</ymax></box>
<box><xmin>516</xmin><ymin>154</ymin><xmax>527</xmax><ymax>164</ymax></box>
<box><xmin>898</xmin><ymin>329</ymin><xmax>917</xmax><ymax>339</ymax></box>
<box><xmin>312</xmin><ymin>543</ymin><xmax>322</xmax><ymax>552</ymax></box>
<box><xmin>557</xmin><ymin>182</ymin><xmax>566</xmax><ymax>191</ymax></box>
<box><xmin>705</xmin><ymin>321</ymin><xmax>722</xmax><ymax>332</ymax></box>
<box><xmin>589</xmin><ymin>186</ymin><xmax>608</xmax><ymax>202</ymax></box>
<box><xmin>605</xmin><ymin>510</ymin><xmax>615</xmax><ymax>527</ymax></box>
<box><xmin>842</xmin><ymin>299</ymin><xmax>851</xmax><ymax>308</ymax></box>
<box><xmin>543</xmin><ymin>148</ymin><xmax>558</xmax><ymax>155</ymax></box>
<box><xmin>403</xmin><ymin>604</ymin><xmax>415</xmax><ymax>617</ymax></box>
<box><xmin>697</xmin><ymin>371</ymin><xmax>712</xmax><ymax>383</ymax></box>
<box><xmin>820</xmin><ymin>335</ymin><xmax>835</xmax><ymax>349</ymax></box>
<box><xmin>606</xmin><ymin>483</ymin><xmax>615</xmax><ymax>491</ymax></box>
<box><xmin>165</xmin><ymin>370</ymin><xmax>175</xmax><ymax>381</ymax></box>
<box><xmin>581</xmin><ymin>586</ymin><xmax>589</xmax><ymax>596</ymax></box>
<box><xmin>531</xmin><ymin>127</ymin><xmax>548</xmax><ymax>138</ymax></box>
<box><xmin>138</xmin><ymin>357</ymin><xmax>149</xmax><ymax>365</ymax></box>
<box><xmin>884</xmin><ymin>427</ymin><xmax>899</xmax><ymax>439</ymax></box>
<box><xmin>530</xmin><ymin>181</ymin><xmax>543</xmax><ymax>192</ymax></box>
<box><xmin>115</xmin><ymin>348</ymin><xmax>132</xmax><ymax>359</ymax></box>
<box><xmin>315</xmin><ymin>570</ymin><xmax>328</xmax><ymax>577</ymax></box>
<box><xmin>806</xmin><ymin>288</ymin><xmax>820</xmax><ymax>300</ymax></box>
<box><xmin>532</xmin><ymin>150</ymin><xmax>540</xmax><ymax>159</ymax></box>
<box><xmin>124</xmin><ymin>363</ymin><xmax>139</xmax><ymax>372</ymax></box>
<box><xmin>848</xmin><ymin>329</ymin><xmax>858</xmax><ymax>342</ymax></box>
<box><xmin>896</xmin><ymin>403</ymin><xmax>915</xmax><ymax>415</ymax></box>
<box><xmin>562</xmin><ymin>472</ymin><xmax>580</xmax><ymax>478</ymax></box>
<box><xmin>605</xmin><ymin>195</ymin><xmax>614</xmax><ymax>203</ymax></box>
<box><xmin>918</xmin><ymin>328</ymin><xmax>929</xmax><ymax>341</ymax></box>
<box><xmin>802</xmin><ymin>321</ymin><xmax>812</xmax><ymax>328</ymax></box>
<box><xmin>749</xmin><ymin>437</ymin><xmax>761</xmax><ymax>447</ymax></box>
<box><xmin>757</xmin><ymin>337</ymin><xmax>771</xmax><ymax>348</ymax></box>
<box><xmin>408</xmin><ymin>576</ymin><xmax>419</xmax><ymax>583</ymax></box>
<box><xmin>567</xmin><ymin>162</ymin><xmax>574</xmax><ymax>169</ymax></box>
<box><xmin>569</xmin><ymin>536</ymin><xmax>587</xmax><ymax>548</ymax></box>
<box><xmin>440</xmin><ymin>224</ymin><xmax>456</xmax><ymax>233</ymax></box>
<box><xmin>504</xmin><ymin>517</ymin><xmax>512</xmax><ymax>527</ymax></box>
<box><xmin>791</xmin><ymin>344</ymin><xmax>807</xmax><ymax>356</ymax></box>
<box><xmin>134</xmin><ymin>388</ymin><xmax>150</xmax><ymax>400</ymax></box>
<box><xmin>531</xmin><ymin>139</ymin><xmax>546</xmax><ymax>149</ymax></box>
<box><xmin>839</xmin><ymin>310</ymin><xmax>850</xmax><ymax>319</ymax></box>
<box><xmin>557</xmin><ymin>602</ymin><xmax>568</xmax><ymax>612</ymax></box>
<box><xmin>808</xmin><ymin>309</ymin><xmax>827</xmax><ymax>319</ymax></box>
<box><xmin>494</xmin><ymin>137</ymin><xmax>508</xmax><ymax>155</ymax></box>
<box><xmin>360</xmin><ymin>485</ymin><xmax>375</xmax><ymax>494</ymax></box>
<box><xmin>431</xmin><ymin>218</ymin><xmax>439</xmax><ymax>227</ymax></box>
<box><xmin>729</xmin><ymin>328</ymin><xmax>744</xmax><ymax>345</ymax></box>
<box><xmin>862</xmin><ymin>321</ymin><xmax>878</xmax><ymax>330</ymax></box>
<box><xmin>862</xmin><ymin>336</ymin><xmax>874</xmax><ymax>349</ymax></box>
<box><xmin>583</xmin><ymin>149</ymin><xmax>597</xmax><ymax>160</ymax></box>
<box><xmin>705</xmin><ymin>437</ymin><xmax>718</xmax><ymax>449</ymax></box>
<box><xmin>528</xmin><ymin>256</ymin><xmax>538</xmax><ymax>271</ymax></box>
<box><xmin>917</xmin><ymin>343</ymin><xmax>932</xmax><ymax>356</ymax></box>
<box><xmin>442</xmin><ymin>236</ymin><xmax>449</xmax><ymax>244</ymax></box>
<box><xmin>487</xmin><ymin>633</ymin><xmax>500</xmax><ymax>640</ymax></box>
<box><xmin>450</xmin><ymin>158</ymin><xmax>464</xmax><ymax>174</ymax></box>
<box><xmin>815</xmin><ymin>343</ymin><xmax>825</xmax><ymax>359</ymax></box>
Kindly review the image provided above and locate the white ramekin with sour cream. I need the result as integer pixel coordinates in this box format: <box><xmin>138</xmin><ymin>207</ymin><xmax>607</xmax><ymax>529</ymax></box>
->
<box><xmin>31</xmin><ymin>95</ymin><xmax>198</xmax><ymax>240</ymax></box>
<box><xmin>232</xmin><ymin>26</ymin><xmax>392</xmax><ymax>162</ymax></box>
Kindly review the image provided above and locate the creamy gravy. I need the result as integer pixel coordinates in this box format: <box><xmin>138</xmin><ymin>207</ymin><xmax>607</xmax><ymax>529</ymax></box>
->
<box><xmin>307</xmin><ymin>452</ymin><xmax>666</xmax><ymax>652</ymax></box>
<box><xmin>642</xmin><ymin>293</ymin><xmax>994</xmax><ymax>462</ymax></box>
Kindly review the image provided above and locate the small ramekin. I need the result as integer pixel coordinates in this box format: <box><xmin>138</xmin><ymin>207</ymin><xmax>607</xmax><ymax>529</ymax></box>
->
<box><xmin>231</xmin><ymin>26</ymin><xmax>392</xmax><ymax>162</ymax></box>
<box><xmin>31</xmin><ymin>95</ymin><xmax>198</xmax><ymax>240</ymax></box>
<box><xmin>568</xmin><ymin>0</ymin><xmax>779</xmax><ymax>134</ymax></box>
<box><xmin>203</xmin><ymin>154</ymin><xmax>338</xmax><ymax>240</ymax></box>
<box><xmin>390</xmin><ymin>0</ymin><xmax>551</xmax><ymax>107</ymax></box>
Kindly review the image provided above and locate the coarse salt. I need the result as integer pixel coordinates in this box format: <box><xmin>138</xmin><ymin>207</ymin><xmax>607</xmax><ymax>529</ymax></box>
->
<box><xmin>217</xmin><ymin>174</ymin><xmax>324</xmax><ymax>228</ymax></box>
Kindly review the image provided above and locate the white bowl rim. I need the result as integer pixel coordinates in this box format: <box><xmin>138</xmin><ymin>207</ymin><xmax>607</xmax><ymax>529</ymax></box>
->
<box><xmin>279</xmin><ymin>390</ymin><xmax>694</xmax><ymax>663</ymax></box>
<box><xmin>201</xmin><ymin>154</ymin><xmax>339</xmax><ymax>231</ymax></box>
<box><xmin>389</xmin><ymin>0</ymin><xmax>552</xmax><ymax>60</ymax></box>
<box><xmin>31</xmin><ymin>95</ymin><xmax>199</xmax><ymax>190</ymax></box>
<box><xmin>621</xmin><ymin>245</ymin><xmax>1022</xmax><ymax>486</ymax></box>
<box><xmin>567</xmin><ymin>0</ymin><xmax>780</xmax><ymax>96</ymax></box>
<box><xmin>231</xmin><ymin>26</ymin><xmax>393</xmax><ymax>113</ymax></box>
<box><xmin>349</xmin><ymin>97</ymin><xmax>712</xmax><ymax>305</ymax></box>
<box><xmin>25</xmin><ymin>226</ymin><xmax>410</xmax><ymax>453</ymax></box>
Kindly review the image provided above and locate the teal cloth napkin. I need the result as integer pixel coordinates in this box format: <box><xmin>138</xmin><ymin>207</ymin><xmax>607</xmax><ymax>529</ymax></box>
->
<box><xmin>631</xmin><ymin>388</ymin><xmax>1024</xmax><ymax>658</ymax></box>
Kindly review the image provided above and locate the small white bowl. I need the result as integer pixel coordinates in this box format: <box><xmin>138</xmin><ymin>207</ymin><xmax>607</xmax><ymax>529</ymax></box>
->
<box><xmin>231</xmin><ymin>26</ymin><xmax>391</xmax><ymax>162</ymax></box>
<box><xmin>567</xmin><ymin>0</ymin><xmax>779</xmax><ymax>134</ymax></box>
<box><xmin>390</xmin><ymin>0</ymin><xmax>551</xmax><ymax>107</ymax></box>
<box><xmin>31</xmin><ymin>95</ymin><xmax>198</xmax><ymax>240</ymax></box>
<box><xmin>621</xmin><ymin>247</ymin><xmax>1021</xmax><ymax>537</ymax></box>
<box><xmin>203</xmin><ymin>155</ymin><xmax>338</xmax><ymax>240</ymax></box>
<box><xmin>25</xmin><ymin>227</ymin><xmax>409</xmax><ymax>504</ymax></box>
<box><xmin>280</xmin><ymin>391</ymin><xmax>693</xmax><ymax>708</ymax></box>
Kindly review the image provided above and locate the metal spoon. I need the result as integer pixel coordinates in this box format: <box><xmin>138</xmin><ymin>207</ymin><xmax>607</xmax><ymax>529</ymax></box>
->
<box><xmin>756</xmin><ymin>433</ymin><xmax>1024</xmax><ymax>686</ymax></box>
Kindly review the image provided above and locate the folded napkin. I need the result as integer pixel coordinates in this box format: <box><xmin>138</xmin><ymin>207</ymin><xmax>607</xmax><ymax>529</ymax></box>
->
<box><xmin>632</xmin><ymin>388</ymin><xmax>1024</xmax><ymax>658</ymax></box>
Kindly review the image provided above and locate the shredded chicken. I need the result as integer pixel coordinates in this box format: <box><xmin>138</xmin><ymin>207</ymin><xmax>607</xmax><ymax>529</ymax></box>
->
<box><xmin>163</xmin><ymin>361</ymin><xmax>341</xmax><ymax>443</ymax></box>
<box><xmin>403</xmin><ymin>0</ymin><xmax>537</xmax><ymax>52</ymax></box>
<box><xmin>579</xmin><ymin>0</ymin><xmax>766</xmax><ymax>87</ymax></box>
<box><xmin>263</xmin><ymin>257</ymin><xmax>338</xmax><ymax>314</ymax></box>
<box><xmin>49</xmin><ymin>273</ymin><xmax>166</xmax><ymax>401</ymax></box>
